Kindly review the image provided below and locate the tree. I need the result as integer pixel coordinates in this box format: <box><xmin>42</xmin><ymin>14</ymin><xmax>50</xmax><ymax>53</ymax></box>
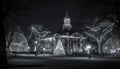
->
<box><xmin>0</xmin><ymin>0</ymin><xmax>31</xmax><ymax>67</ymax></box>
<box><xmin>53</xmin><ymin>39</ymin><xmax>65</xmax><ymax>55</ymax></box>
<box><xmin>6</xmin><ymin>32</ymin><xmax>14</xmax><ymax>54</ymax></box>
<box><xmin>84</xmin><ymin>23</ymin><xmax>114</xmax><ymax>54</ymax></box>
<box><xmin>28</xmin><ymin>24</ymin><xmax>51</xmax><ymax>40</ymax></box>
<box><xmin>28</xmin><ymin>24</ymin><xmax>51</xmax><ymax>55</ymax></box>
<box><xmin>85</xmin><ymin>0</ymin><xmax>120</xmax><ymax>54</ymax></box>
<box><xmin>6</xmin><ymin>26</ymin><xmax>28</xmax><ymax>53</ymax></box>
<box><xmin>90</xmin><ymin>0</ymin><xmax>120</xmax><ymax>29</ymax></box>
<box><xmin>10</xmin><ymin>32</ymin><xmax>28</xmax><ymax>52</ymax></box>
<box><xmin>103</xmin><ymin>0</ymin><xmax>120</xmax><ymax>27</ymax></box>
<box><xmin>103</xmin><ymin>35</ymin><xmax>120</xmax><ymax>54</ymax></box>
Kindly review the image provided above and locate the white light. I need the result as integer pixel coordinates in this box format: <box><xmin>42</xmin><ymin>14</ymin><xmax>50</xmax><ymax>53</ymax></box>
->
<box><xmin>31</xmin><ymin>26</ymin><xmax>34</xmax><ymax>30</ymax></box>
<box><xmin>43</xmin><ymin>48</ymin><xmax>45</xmax><ymax>51</ymax></box>
<box><xmin>28</xmin><ymin>47</ymin><xmax>30</xmax><ymax>49</ymax></box>
<box><xmin>86</xmin><ymin>45</ymin><xmax>91</xmax><ymax>50</ymax></box>
<box><xmin>105</xmin><ymin>47</ymin><xmax>108</xmax><ymax>49</ymax></box>
<box><xmin>35</xmin><ymin>41</ymin><xmax>38</xmax><ymax>44</ymax></box>
<box><xmin>110</xmin><ymin>49</ymin><xmax>116</xmax><ymax>53</ymax></box>
<box><xmin>117</xmin><ymin>48</ymin><xmax>120</xmax><ymax>51</ymax></box>
<box><xmin>34</xmin><ymin>46</ymin><xmax>36</xmax><ymax>51</ymax></box>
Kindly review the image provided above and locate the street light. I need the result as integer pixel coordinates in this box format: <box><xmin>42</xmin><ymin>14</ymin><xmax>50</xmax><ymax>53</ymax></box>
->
<box><xmin>85</xmin><ymin>44</ymin><xmax>91</xmax><ymax>55</ymax></box>
<box><xmin>85</xmin><ymin>44</ymin><xmax>91</xmax><ymax>50</ymax></box>
<box><xmin>35</xmin><ymin>41</ymin><xmax>38</xmax><ymax>44</ymax></box>
<box><xmin>85</xmin><ymin>44</ymin><xmax>92</xmax><ymax>59</ymax></box>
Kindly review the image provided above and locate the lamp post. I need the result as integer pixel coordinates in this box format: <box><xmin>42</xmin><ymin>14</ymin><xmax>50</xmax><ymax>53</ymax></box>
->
<box><xmin>34</xmin><ymin>40</ymin><xmax>38</xmax><ymax>56</ymax></box>
<box><xmin>85</xmin><ymin>44</ymin><xmax>92</xmax><ymax>59</ymax></box>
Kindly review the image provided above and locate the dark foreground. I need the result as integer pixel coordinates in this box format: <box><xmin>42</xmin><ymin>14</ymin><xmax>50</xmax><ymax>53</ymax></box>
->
<box><xmin>6</xmin><ymin>55</ymin><xmax>120</xmax><ymax>69</ymax></box>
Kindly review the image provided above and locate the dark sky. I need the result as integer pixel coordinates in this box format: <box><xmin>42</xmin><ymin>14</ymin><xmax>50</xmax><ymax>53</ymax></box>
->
<box><xmin>4</xmin><ymin>0</ymin><xmax>107</xmax><ymax>35</ymax></box>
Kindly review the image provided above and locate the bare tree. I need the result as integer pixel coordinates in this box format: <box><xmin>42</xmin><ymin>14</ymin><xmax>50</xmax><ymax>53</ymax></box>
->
<box><xmin>6</xmin><ymin>26</ymin><xmax>27</xmax><ymax>53</ymax></box>
<box><xmin>90</xmin><ymin>0</ymin><xmax>120</xmax><ymax>28</ymax></box>
<box><xmin>103</xmin><ymin>35</ymin><xmax>120</xmax><ymax>54</ymax></box>
<box><xmin>28</xmin><ymin>24</ymin><xmax>51</xmax><ymax>56</ymax></box>
<box><xmin>103</xmin><ymin>0</ymin><xmax>120</xmax><ymax>27</ymax></box>
<box><xmin>84</xmin><ymin>0</ymin><xmax>120</xmax><ymax>54</ymax></box>
<box><xmin>84</xmin><ymin>23</ymin><xmax>114</xmax><ymax>54</ymax></box>
<box><xmin>28</xmin><ymin>24</ymin><xmax>51</xmax><ymax>40</ymax></box>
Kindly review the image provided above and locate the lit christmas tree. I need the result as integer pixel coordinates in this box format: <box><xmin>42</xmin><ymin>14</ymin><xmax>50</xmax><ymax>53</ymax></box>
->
<box><xmin>53</xmin><ymin>39</ymin><xmax>65</xmax><ymax>55</ymax></box>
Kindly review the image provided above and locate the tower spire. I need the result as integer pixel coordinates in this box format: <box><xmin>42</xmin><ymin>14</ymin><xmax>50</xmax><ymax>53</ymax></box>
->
<box><xmin>65</xmin><ymin>10</ymin><xmax>69</xmax><ymax>18</ymax></box>
<box><xmin>66</xmin><ymin>10</ymin><xmax>68</xmax><ymax>16</ymax></box>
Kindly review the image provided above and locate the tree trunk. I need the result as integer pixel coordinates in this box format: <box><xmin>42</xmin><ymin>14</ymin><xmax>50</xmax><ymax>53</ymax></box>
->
<box><xmin>0</xmin><ymin>19</ymin><xmax>7</xmax><ymax>68</ymax></box>
<box><xmin>98</xmin><ymin>43</ymin><xmax>101</xmax><ymax>54</ymax></box>
<box><xmin>0</xmin><ymin>1</ymin><xmax>7</xmax><ymax>67</ymax></box>
<box><xmin>98</xmin><ymin>40</ymin><xmax>102</xmax><ymax>54</ymax></box>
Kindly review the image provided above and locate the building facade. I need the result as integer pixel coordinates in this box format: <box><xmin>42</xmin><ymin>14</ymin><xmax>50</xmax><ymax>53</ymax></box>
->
<box><xmin>36</xmin><ymin>12</ymin><xmax>87</xmax><ymax>55</ymax></box>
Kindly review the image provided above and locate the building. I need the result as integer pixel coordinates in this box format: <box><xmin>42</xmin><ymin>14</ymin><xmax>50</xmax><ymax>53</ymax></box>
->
<box><xmin>27</xmin><ymin>12</ymin><xmax>87</xmax><ymax>55</ymax></box>
<box><xmin>52</xmin><ymin>12</ymin><xmax>87</xmax><ymax>55</ymax></box>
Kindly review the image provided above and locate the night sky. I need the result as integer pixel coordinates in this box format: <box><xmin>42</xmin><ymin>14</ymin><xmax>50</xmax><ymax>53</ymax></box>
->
<box><xmin>4</xmin><ymin>0</ymin><xmax>107</xmax><ymax>35</ymax></box>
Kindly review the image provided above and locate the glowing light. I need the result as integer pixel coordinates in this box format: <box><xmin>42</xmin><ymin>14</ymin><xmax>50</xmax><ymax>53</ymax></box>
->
<box><xmin>34</xmin><ymin>46</ymin><xmax>36</xmax><ymax>51</ymax></box>
<box><xmin>105</xmin><ymin>47</ymin><xmax>108</xmax><ymax>49</ymax></box>
<box><xmin>28</xmin><ymin>47</ymin><xmax>30</xmax><ymax>49</ymax></box>
<box><xmin>110</xmin><ymin>49</ymin><xmax>116</xmax><ymax>53</ymax></box>
<box><xmin>86</xmin><ymin>45</ymin><xmax>91</xmax><ymax>50</ymax></box>
<box><xmin>53</xmin><ymin>39</ymin><xmax>65</xmax><ymax>55</ymax></box>
<box><xmin>117</xmin><ymin>48</ymin><xmax>120</xmax><ymax>51</ymax></box>
<box><xmin>43</xmin><ymin>48</ymin><xmax>45</xmax><ymax>51</ymax></box>
<box><xmin>35</xmin><ymin>41</ymin><xmax>38</xmax><ymax>44</ymax></box>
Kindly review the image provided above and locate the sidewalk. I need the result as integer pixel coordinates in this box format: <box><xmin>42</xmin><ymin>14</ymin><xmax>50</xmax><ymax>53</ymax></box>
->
<box><xmin>8</xmin><ymin>53</ymin><xmax>54</xmax><ymax>57</ymax></box>
<box><xmin>8</xmin><ymin>53</ymin><xmax>120</xmax><ymax>60</ymax></box>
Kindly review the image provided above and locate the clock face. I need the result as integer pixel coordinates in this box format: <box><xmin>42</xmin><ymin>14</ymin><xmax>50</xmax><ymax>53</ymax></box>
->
<box><xmin>64</xmin><ymin>18</ymin><xmax>70</xmax><ymax>24</ymax></box>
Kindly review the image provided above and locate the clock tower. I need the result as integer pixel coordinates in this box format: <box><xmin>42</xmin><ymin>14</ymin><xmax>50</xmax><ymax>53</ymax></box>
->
<box><xmin>63</xmin><ymin>12</ymin><xmax>72</xmax><ymax>31</ymax></box>
<box><xmin>58</xmin><ymin>11</ymin><xmax>75</xmax><ymax>35</ymax></box>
